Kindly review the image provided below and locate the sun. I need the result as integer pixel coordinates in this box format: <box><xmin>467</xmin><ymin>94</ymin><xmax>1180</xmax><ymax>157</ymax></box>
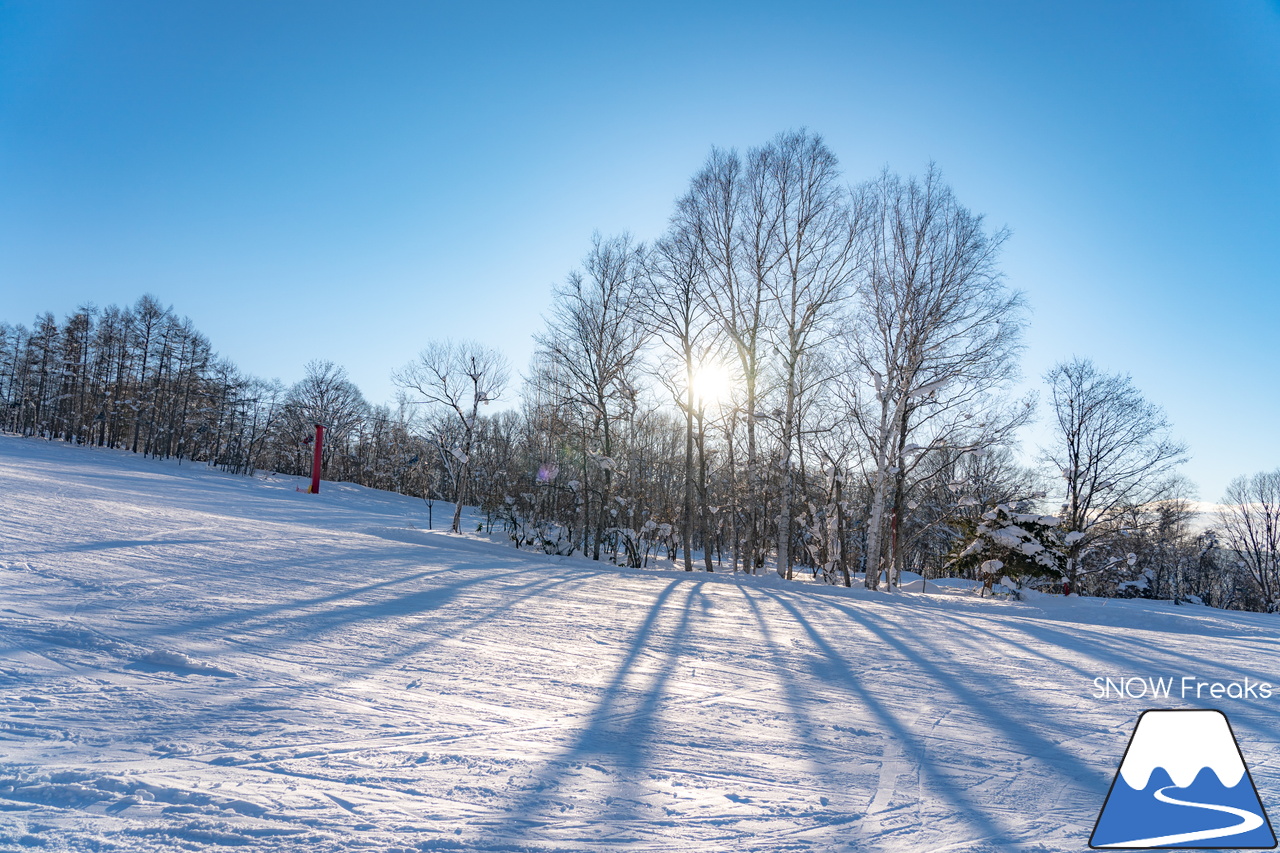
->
<box><xmin>690</xmin><ymin>361</ymin><xmax>734</xmax><ymax>407</ymax></box>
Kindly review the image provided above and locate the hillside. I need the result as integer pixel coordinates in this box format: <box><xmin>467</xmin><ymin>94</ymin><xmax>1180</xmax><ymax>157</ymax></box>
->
<box><xmin>1</xmin><ymin>435</ymin><xmax>1277</xmax><ymax>852</ymax></box>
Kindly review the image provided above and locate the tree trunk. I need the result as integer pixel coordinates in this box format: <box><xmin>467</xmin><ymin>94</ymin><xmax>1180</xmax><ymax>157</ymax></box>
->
<box><xmin>776</xmin><ymin>359</ymin><xmax>798</xmax><ymax>580</ymax></box>
<box><xmin>683</xmin><ymin>366</ymin><xmax>694</xmax><ymax>571</ymax></box>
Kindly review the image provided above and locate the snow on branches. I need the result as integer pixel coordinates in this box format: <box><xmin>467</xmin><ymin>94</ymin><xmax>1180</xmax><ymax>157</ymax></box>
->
<box><xmin>950</xmin><ymin>504</ymin><xmax>1066</xmax><ymax>585</ymax></box>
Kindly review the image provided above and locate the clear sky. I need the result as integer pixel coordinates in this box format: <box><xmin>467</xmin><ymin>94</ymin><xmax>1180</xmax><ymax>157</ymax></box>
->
<box><xmin>1</xmin><ymin>0</ymin><xmax>1277</xmax><ymax>502</ymax></box>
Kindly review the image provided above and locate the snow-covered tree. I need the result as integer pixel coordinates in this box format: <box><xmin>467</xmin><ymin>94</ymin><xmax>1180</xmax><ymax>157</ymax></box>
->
<box><xmin>950</xmin><ymin>504</ymin><xmax>1065</xmax><ymax>590</ymax></box>
<box><xmin>676</xmin><ymin>146</ymin><xmax>771</xmax><ymax>572</ymax></box>
<box><xmin>284</xmin><ymin>360</ymin><xmax>369</xmax><ymax>476</ymax></box>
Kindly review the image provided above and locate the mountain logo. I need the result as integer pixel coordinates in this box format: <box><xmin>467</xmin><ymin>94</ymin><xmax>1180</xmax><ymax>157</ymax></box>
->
<box><xmin>1091</xmin><ymin>709</ymin><xmax>1276</xmax><ymax>849</ymax></box>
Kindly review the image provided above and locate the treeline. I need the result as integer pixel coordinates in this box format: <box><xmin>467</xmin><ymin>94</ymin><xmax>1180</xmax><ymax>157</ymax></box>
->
<box><xmin>0</xmin><ymin>296</ymin><xmax>422</xmax><ymax>490</ymax></box>
<box><xmin>4</xmin><ymin>130</ymin><xmax>1276</xmax><ymax>611</ymax></box>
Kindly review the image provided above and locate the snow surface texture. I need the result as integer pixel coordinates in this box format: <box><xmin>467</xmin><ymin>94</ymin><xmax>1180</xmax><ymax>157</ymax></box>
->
<box><xmin>1</xmin><ymin>435</ymin><xmax>1278</xmax><ymax>852</ymax></box>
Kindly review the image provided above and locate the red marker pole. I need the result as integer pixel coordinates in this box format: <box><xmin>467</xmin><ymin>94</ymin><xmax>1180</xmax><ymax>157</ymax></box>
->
<box><xmin>310</xmin><ymin>423</ymin><xmax>324</xmax><ymax>494</ymax></box>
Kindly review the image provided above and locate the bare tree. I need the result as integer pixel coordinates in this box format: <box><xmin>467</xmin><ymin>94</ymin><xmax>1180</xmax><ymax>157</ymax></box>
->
<box><xmin>532</xmin><ymin>232</ymin><xmax>649</xmax><ymax>561</ymax></box>
<box><xmin>393</xmin><ymin>341</ymin><xmax>510</xmax><ymax>533</ymax></box>
<box><xmin>1043</xmin><ymin>357</ymin><xmax>1187</xmax><ymax>594</ymax></box>
<box><xmin>849</xmin><ymin>166</ymin><xmax>1026</xmax><ymax>591</ymax></box>
<box><xmin>641</xmin><ymin>224</ymin><xmax>718</xmax><ymax>571</ymax></box>
<box><xmin>286</xmin><ymin>359</ymin><xmax>369</xmax><ymax>474</ymax></box>
<box><xmin>1218</xmin><ymin>469</ymin><xmax>1280</xmax><ymax>609</ymax></box>
<box><xmin>753</xmin><ymin>130</ymin><xmax>862</xmax><ymax>579</ymax></box>
<box><xmin>129</xmin><ymin>295</ymin><xmax>169</xmax><ymax>453</ymax></box>
<box><xmin>676</xmin><ymin>147</ymin><xmax>771</xmax><ymax>572</ymax></box>
<box><xmin>1117</xmin><ymin>484</ymin><xmax>1202</xmax><ymax>602</ymax></box>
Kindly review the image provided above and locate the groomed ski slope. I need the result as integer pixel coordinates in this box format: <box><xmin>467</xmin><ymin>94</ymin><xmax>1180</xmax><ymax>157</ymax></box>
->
<box><xmin>1</xmin><ymin>434</ymin><xmax>1277</xmax><ymax>852</ymax></box>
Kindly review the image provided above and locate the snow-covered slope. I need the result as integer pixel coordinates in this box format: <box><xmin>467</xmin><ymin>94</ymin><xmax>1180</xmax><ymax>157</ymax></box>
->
<box><xmin>1</xmin><ymin>435</ymin><xmax>1278</xmax><ymax>852</ymax></box>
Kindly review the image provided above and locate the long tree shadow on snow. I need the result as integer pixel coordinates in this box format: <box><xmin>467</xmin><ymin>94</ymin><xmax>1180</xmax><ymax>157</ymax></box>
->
<box><xmin>956</xmin><ymin>607</ymin><xmax>1280</xmax><ymax>749</ymax></box>
<box><xmin>138</xmin><ymin>531</ymin><xmax>573</xmax><ymax>645</ymax></box>
<box><xmin>326</xmin><ymin>564</ymin><xmax>617</xmax><ymax>684</ymax></box>
<box><xmin>117</xmin><ymin>563</ymin><xmax>619</xmax><ymax>759</ymax></box>
<box><xmin>474</xmin><ymin>576</ymin><xmax>706</xmax><ymax>847</ymax></box>
<box><xmin>727</xmin><ymin>583</ymin><xmax>871</xmax><ymax>842</ymax></box>
<box><xmin>748</xmin><ymin>585</ymin><xmax>1111</xmax><ymax>849</ymax></box>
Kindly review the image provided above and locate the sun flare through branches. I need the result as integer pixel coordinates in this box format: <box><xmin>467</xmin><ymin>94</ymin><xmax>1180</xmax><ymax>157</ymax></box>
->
<box><xmin>690</xmin><ymin>361</ymin><xmax>733</xmax><ymax>408</ymax></box>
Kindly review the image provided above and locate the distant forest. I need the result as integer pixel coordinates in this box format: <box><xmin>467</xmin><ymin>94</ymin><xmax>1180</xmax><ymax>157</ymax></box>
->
<box><xmin>4</xmin><ymin>131</ymin><xmax>1277</xmax><ymax>611</ymax></box>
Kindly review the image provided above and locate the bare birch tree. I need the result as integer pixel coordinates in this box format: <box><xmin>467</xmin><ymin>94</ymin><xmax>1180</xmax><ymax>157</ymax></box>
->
<box><xmin>753</xmin><ymin>129</ymin><xmax>862</xmax><ymax>579</ymax></box>
<box><xmin>850</xmin><ymin>166</ymin><xmax>1026</xmax><ymax>590</ymax></box>
<box><xmin>675</xmin><ymin>147</ymin><xmax>772</xmax><ymax>572</ymax></box>
<box><xmin>641</xmin><ymin>224</ymin><xmax>718</xmax><ymax>571</ymax></box>
<box><xmin>393</xmin><ymin>341</ymin><xmax>510</xmax><ymax>533</ymax></box>
<box><xmin>533</xmin><ymin>232</ymin><xmax>649</xmax><ymax>561</ymax></box>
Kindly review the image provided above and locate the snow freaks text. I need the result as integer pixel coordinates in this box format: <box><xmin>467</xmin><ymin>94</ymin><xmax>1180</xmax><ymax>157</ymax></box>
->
<box><xmin>1092</xmin><ymin>676</ymin><xmax>1274</xmax><ymax>701</ymax></box>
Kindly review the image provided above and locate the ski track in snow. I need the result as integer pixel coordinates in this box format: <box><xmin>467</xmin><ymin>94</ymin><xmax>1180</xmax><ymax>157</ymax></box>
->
<box><xmin>1</xmin><ymin>435</ymin><xmax>1278</xmax><ymax>852</ymax></box>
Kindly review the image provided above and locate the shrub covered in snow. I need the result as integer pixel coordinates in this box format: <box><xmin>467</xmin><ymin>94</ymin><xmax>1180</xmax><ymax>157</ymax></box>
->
<box><xmin>948</xmin><ymin>504</ymin><xmax>1066</xmax><ymax>586</ymax></box>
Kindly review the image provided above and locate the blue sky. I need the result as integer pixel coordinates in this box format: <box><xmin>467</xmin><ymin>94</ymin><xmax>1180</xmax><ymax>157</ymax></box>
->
<box><xmin>1</xmin><ymin>0</ymin><xmax>1277</xmax><ymax>502</ymax></box>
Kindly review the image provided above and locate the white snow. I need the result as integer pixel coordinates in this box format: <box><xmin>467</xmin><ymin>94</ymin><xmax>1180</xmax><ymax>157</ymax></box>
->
<box><xmin>2</xmin><ymin>434</ymin><xmax>1279</xmax><ymax>851</ymax></box>
<box><xmin>1118</xmin><ymin>710</ymin><xmax>1245</xmax><ymax>790</ymax></box>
